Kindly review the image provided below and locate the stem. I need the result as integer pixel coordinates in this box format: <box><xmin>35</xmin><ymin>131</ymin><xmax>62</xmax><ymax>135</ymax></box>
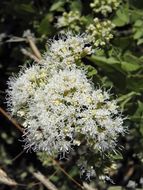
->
<box><xmin>0</xmin><ymin>107</ymin><xmax>23</xmax><ymax>133</ymax></box>
<box><xmin>32</xmin><ymin>171</ymin><xmax>58</xmax><ymax>190</ymax></box>
<box><xmin>53</xmin><ymin>159</ymin><xmax>84</xmax><ymax>189</ymax></box>
<box><xmin>27</xmin><ymin>36</ymin><xmax>42</xmax><ymax>60</ymax></box>
<box><xmin>21</xmin><ymin>48</ymin><xmax>40</xmax><ymax>62</ymax></box>
<box><xmin>11</xmin><ymin>149</ymin><xmax>25</xmax><ymax>162</ymax></box>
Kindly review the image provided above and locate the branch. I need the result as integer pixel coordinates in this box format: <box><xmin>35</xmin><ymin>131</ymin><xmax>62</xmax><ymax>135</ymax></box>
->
<box><xmin>0</xmin><ymin>107</ymin><xmax>23</xmax><ymax>133</ymax></box>
<box><xmin>21</xmin><ymin>48</ymin><xmax>40</xmax><ymax>62</ymax></box>
<box><xmin>0</xmin><ymin>168</ymin><xmax>17</xmax><ymax>186</ymax></box>
<box><xmin>6</xmin><ymin>36</ymin><xmax>26</xmax><ymax>43</ymax></box>
<box><xmin>26</xmin><ymin>36</ymin><xmax>42</xmax><ymax>60</ymax></box>
<box><xmin>53</xmin><ymin>159</ymin><xmax>84</xmax><ymax>189</ymax></box>
<box><xmin>83</xmin><ymin>182</ymin><xmax>97</xmax><ymax>190</ymax></box>
<box><xmin>11</xmin><ymin>149</ymin><xmax>26</xmax><ymax>162</ymax></box>
<box><xmin>123</xmin><ymin>165</ymin><xmax>134</xmax><ymax>182</ymax></box>
<box><xmin>32</xmin><ymin>171</ymin><xmax>58</xmax><ymax>190</ymax></box>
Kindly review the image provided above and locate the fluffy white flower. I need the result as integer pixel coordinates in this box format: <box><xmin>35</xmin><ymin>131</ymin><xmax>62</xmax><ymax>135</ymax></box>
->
<box><xmin>8</xmin><ymin>67</ymin><xmax>125</xmax><ymax>155</ymax></box>
<box><xmin>6</xmin><ymin>65</ymin><xmax>49</xmax><ymax>116</ymax></box>
<box><xmin>7</xmin><ymin>33</ymin><xmax>125</xmax><ymax>158</ymax></box>
<box><xmin>46</xmin><ymin>32</ymin><xmax>93</xmax><ymax>65</ymax></box>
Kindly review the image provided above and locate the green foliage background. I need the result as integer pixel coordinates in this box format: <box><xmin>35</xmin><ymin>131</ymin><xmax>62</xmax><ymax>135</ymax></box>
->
<box><xmin>0</xmin><ymin>0</ymin><xmax>143</xmax><ymax>189</ymax></box>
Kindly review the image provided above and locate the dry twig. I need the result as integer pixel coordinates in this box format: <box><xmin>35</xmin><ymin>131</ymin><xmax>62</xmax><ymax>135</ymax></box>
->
<box><xmin>32</xmin><ymin>171</ymin><xmax>58</xmax><ymax>190</ymax></box>
<box><xmin>53</xmin><ymin>159</ymin><xmax>84</xmax><ymax>189</ymax></box>
<box><xmin>21</xmin><ymin>48</ymin><xmax>40</xmax><ymax>62</ymax></box>
<box><xmin>83</xmin><ymin>182</ymin><xmax>97</xmax><ymax>190</ymax></box>
<box><xmin>26</xmin><ymin>36</ymin><xmax>42</xmax><ymax>60</ymax></box>
<box><xmin>0</xmin><ymin>107</ymin><xmax>23</xmax><ymax>132</ymax></box>
<box><xmin>0</xmin><ymin>168</ymin><xmax>17</xmax><ymax>186</ymax></box>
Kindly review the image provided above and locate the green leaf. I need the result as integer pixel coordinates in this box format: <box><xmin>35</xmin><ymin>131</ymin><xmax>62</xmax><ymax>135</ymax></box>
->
<box><xmin>86</xmin><ymin>65</ymin><xmax>97</xmax><ymax>77</ymax></box>
<box><xmin>50</xmin><ymin>1</ymin><xmax>65</xmax><ymax>12</ymax></box>
<box><xmin>19</xmin><ymin>4</ymin><xmax>35</xmax><ymax>13</ymax></box>
<box><xmin>88</xmin><ymin>55</ymin><xmax>125</xmax><ymax>73</ymax></box>
<box><xmin>108</xmin><ymin>187</ymin><xmax>122</xmax><ymax>190</ymax></box>
<box><xmin>113</xmin><ymin>36</ymin><xmax>131</xmax><ymax>49</ymax></box>
<box><xmin>126</xmin><ymin>76</ymin><xmax>143</xmax><ymax>92</ymax></box>
<box><xmin>134</xmin><ymin>20</ymin><xmax>143</xmax><ymax>27</ymax></box>
<box><xmin>123</xmin><ymin>52</ymin><xmax>141</xmax><ymax>65</ymax></box>
<box><xmin>80</xmin><ymin>15</ymin><xmax>93</xmax><ymax>25</ymax></box>
<box><xmin>117</xmin><ymin>7</ymin><xmax>129</xmax><ymax>23</ymax></box>
<box><xmin>133</xmin><ymin>30</ymin><xmax>143</xmax><ymax>40</ymax></box>
<box><xmin>70</xmin><ymin>0</ymin><xmax>82</xmax><ymax>11</ymax></box>
<box><xmin>117</xmin><ymin>92</ymin><xmax>140</xmax><ymax>110</ymax></box>
<box><xmin>117</xmin><ymin>92</ymin><xmax>140</xmax><ymax>103</ymax></box>
<box><xmin>137</xmin><ymin>38</ymin><xmax>143</xmax><ymax>45</ymax></box>
<box><xmin>130</xmin><ymin>9</ymin><xmax>143</xmax><ymax>22</ymax></box>
<box><xmin>87</xmin><ymin>56</ymin><xmax>116</xmax><ymax>72</ymax></box>
<box><xmin>38</xmin><ymin>14</ymin><xmax>54</xmax><ymax>35</ymax></box>
<box><xmin>121</xmin><ymin>61</ymin><xmax>140</xmax><ymax>72</ymax></box>
<box><xmin>89</xmin><ymin>55</ymin><xmax>119</xmax><ymax>65</ymax></box>
<box><xmin>112</xmin><ymin>4</ymin><xmax>130</xmax><ymax>26</ymax></box>
<box><xmin>132</xmin><ymin>101</ymin><xmax>143</xmax><ymax>135</ymax></box>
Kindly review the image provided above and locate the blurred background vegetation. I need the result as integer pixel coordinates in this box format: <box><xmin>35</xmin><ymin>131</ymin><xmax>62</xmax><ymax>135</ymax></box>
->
<box><xmin>1</xmin><ymin>0</ymin><xmax>143</xmax><ymax>189</ymax></box>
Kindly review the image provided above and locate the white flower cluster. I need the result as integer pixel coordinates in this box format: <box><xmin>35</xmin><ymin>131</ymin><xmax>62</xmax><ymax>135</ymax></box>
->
<box><xmin>46</xmin><ymin>33</ymin><xmax>92</xmax><ymax>65</ymax></box>
<box><xmin>56</xmin><ymin>11</ymin><xmax>82</xmax><ymax>32</ymax></box>
<box><xmin>7</xmin><ymin>65</ymin><xmax>49</xmax><ymax>116</ymax></box>
<box><xmin>7</xmin><ymin>33</ymin><xmax>125</xmax><ymax>157</ymax></box>
<box><xmin>86</xmin><ymin>18</ymin><xmax>115</xmax><ymax>47</ymax></box>
<box><xmin>90</xmin><ymin>0</ymin><xmax>121</xmax><ymax>16</ymax></box>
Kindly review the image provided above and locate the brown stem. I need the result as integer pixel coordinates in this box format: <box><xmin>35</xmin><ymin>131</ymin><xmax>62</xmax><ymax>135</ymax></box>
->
<box><xmin>27</xmin><ymin>36</ymin><xmax>42</xmax><ymax>60</ymax></box>
<box><xmin>21</xmin><ymin>48</ymin><xmax>40</xmax><ymax>62</ymax></box>
<box><xmin>48</xmin><ymin>170</ymin><xmax>59</xmax><ymax>180</ymax></box>
<box><xmin>32</xmin><ymin>171</ymin><xmax>58</xmax><ymax>190</ymax></box>
<box><xmin>11</xmin><ymin>149</ymin><xmax>26</xmax><ymax>162</ymax></box>
<box><xmin>53</xmin><ymin>159</ymin><xmax>84</xmax><ymax>189</ymax></box>
<box><xmin>0</xmin><ymin>107</ymin><xmax>23</xmax><ymax>133</ymax></box>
